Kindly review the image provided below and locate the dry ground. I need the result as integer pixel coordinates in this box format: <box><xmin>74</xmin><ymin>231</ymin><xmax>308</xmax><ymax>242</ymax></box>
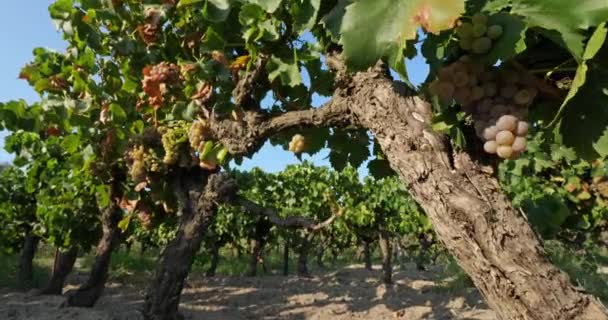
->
<box><xmin>0</xmin><ymin>263</ymin><xmax>495</xmax><ymax>320</ymax></box>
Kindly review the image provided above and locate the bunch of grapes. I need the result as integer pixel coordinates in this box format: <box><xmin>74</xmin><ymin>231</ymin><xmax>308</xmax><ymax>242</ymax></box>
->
<box><xmin>128</xmin><ymin>145</ymin><xmax>147</xmax><ymax>183</ymax></box>
<box><xmin>456</xmin><ymin>13</ymin><xmax>503</xmax><ymax>55</ymax></box>
<box><xmin>188</xmin><ymin>120</ymin><xmax>219</xmax><ymax>170</ymax></box>
<box><xmin>127</xmin><ymin>145</ymin><xmax>162</xmax><ymax>183</ymax></box>
<box><xmin>429</xmin><ymin>56</ymin><xmax>539</xmax><ymax>159</ymax></box>
<box><xmin>141</xmin><ymin>62</ymin><xmax>182</xmax><ymax>109</ymax></box>
<box><xmin>288</xmin><ymin>134</ymin><xmax>306</xmax><ymax>154</ymax></box>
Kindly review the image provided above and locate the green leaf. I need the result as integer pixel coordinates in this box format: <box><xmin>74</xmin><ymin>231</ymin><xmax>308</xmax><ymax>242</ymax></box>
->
<box><xmin>49</xmin><ymin>0</ymin><xmax>73</xmax><ymax>20</ymax></box>
<box><xmin>551</xmin><ymin>23</ymin><xmax>607</xmax><ymax>126</ymax></box>
<box><xmin>593</xmin><ymin>128</ymin><xmax>608</xmax><ymax>157</ymax></box>
<box><xmin>178</xmin><ymin>0</ymin><xmax>204</xmax><ymax>7</ymax></box>
<box><xmin>201</xmin><ymin>141</ymin><xmax>214</xmax><ymax>159</ymax></box>
<box><xmin>320</xmin><ymin>0</ymin><xmax>352</xmax><ymax>41</ymax></box>
<box><xmin>266</xmin><ymin>55</ymin><xmax>302</xmax><ymax>87</ymax></box>
<box><xmin>117</xmin><ymin>215</ymin><xmax>131</xmax><ymax>233</ymax></box>
<box><xmin>510</xmin><ymin>0</ymin><xmax>608</xmax><ymax>58</ymax></box>
<box><xmin>217</xmin><ymin>146</ymin><xmax>229</xmax><ymax>163</ymax></box>
<box><xmin>61</xmin><ymin>135</ymin><xmax>81</xmax><ymax>154</ymax></box>
<box><xmin>239</xmin><ymin>3</ymin><xmax>266</xmax><ymax>25</ymax></box>
<box><xmin>109</xmin><ymin>103</ymin><xmax>127</xmax><ymax>123</ymax></box>
<box><xmin>482</xmin><ymin>13</ymin><xmax>527</xmax><ymax>64</ymax></box>
<box><xmin>339</xmin><ymin>0</ymin><xmax>464</xmax><ymax>69</ymax></box>
<box><xmin>96</xmin><ymin>184</ymin><xmax>111</xmax><ymax>207</ymax></box>
<box><xmin>367</xmin><ymin>159</ymin><xmax>394</xmax><ymax>178</ymax></box>
<box><xmin>523</xmin><ymin>195</ymin><xmax>570</xmax><ymax>238</ymax></box>
<box><xmin>204</xmin><ymin>0</ymin><xmax>231</xmax><ymax>22</ymax></box>
<box><xmin>247</xmin><ymin>0</ymin><xmax>282</xmax><ymax>13</ymax></box>
<box><xmin>290</xmin><ymin>0</ymin><xmax>321</xmax><ymax>34</ymax></box>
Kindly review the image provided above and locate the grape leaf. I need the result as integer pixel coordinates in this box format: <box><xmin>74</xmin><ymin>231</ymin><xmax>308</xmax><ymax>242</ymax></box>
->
<box><xmin>510</xmin><ymin>0</ymin><xmax>608</xmax><ymax>58</ymax></box>
<box><xmin>320</xmin><ymin>0</ymin><xmax>352</xmax><ymax>41</ymax></box>
<box><xmin>559</xmin><ymin>44</ymin><xmax>608</xmax><ymax>159</ymax></box>
<box><xmin>247</xmin><ymin>0</ymin><xmax>282</xmax><ymax>13</ymax></box>
<box><xmin>339</xmin><ymin>0</ymin><xmax>464</xmax><ymax>69</ymax></box>
<box><xmin>367</xmin><ymin>159</ymin><xmax>395</xmax><ymax>178</ymax></box>
<box><xmin>290</xmin><ymin>0</ymin><xmax>321</xmax><ymax>34</ymax></box>
<box><xmin>266</xmin><ymin>55</ymin><xmax>302</xmax><ymax>87</ymax></box>
<box><xmin>551</xmin><ymin>23</ymin><xmax>607</xmax><ymax>125</ymax></box>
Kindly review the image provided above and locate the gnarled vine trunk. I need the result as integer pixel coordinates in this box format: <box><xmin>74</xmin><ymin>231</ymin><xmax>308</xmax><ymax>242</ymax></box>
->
<box><xmin>297</xmin><ymin>233</ymin><xmax>314</xmax><ymax>277</ymax></box>
<box><xmin>378</xmin><ymin>230</ymin><xmax>392</xmax><ymax>284</ymax></box>
<box><xmin>17</xmin><ymin>229</ymin><xmax>39</xmax><ymax>289</ymax></box>
<box><xmin>66</xmin><ymin>206</ymin><xmax>121</xmax><ymax>307</ymax></box>
<box><xmin>39</xmin><ymin>247</ymin><xmax>78</xmax><ymax>295</ymax></box>
<box><xmin>362</xmin><ymin>240</ymin><xmax>372</xmax><ymax>270</ymax></box>
<box><xmin>66</xmin><ymin>172</ymin><xmax>124</xmax><ymax>307</ymax></box>
<box><xmin>247</xmin><ymin>218</ymin><xmax>271</xmax><ymax>277</ymax></box>
<box><xmin>283</xmin><ymin>241</ymin><xmax>289</xmax><ymax>276</ymax></box>
<box><xmin>334</xmin><ymin>61</ymin><xmax>608</xmax><ymax>320</ymax></box>
<box><xmin>205</xmin><ymin>241</ymin><xmax>221</xmax><ymax>277</ymax></box>
<box><xmin>316</xmin><ymin>245</ymin><xmax>324</xmax><ymax>269</ymax></box>
<box><xmin>143</xmin><ymin>171</ymin><xmax>234</xmax><ymax>320</ymax></box>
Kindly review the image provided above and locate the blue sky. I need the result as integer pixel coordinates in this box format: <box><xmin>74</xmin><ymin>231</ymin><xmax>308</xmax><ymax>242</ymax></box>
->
<box><xmin>0</xmin><ymin>2</ymin><xmax>429</xmax><ymax>174</ymax></box>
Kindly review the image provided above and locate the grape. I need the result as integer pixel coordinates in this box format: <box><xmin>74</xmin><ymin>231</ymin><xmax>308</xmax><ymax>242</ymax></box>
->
<box><xmin>496</xmin><ymin>130</ymin><xmax>515</xmax><ymax>145</ymax></box>
<box><xmin>496</xmin><ymin>114</ymin><xmax>518</xmax><ymax>131</ymax></box>
<box><xmin>514</xmin><ymin>89</ymin><xmax>533</xmax><ymax>105</ymax></box>
<box><xmin>472</xmin><ymin>12</ymin><xmax>489</xmax><ymax>25</ymax></box>
<box><xmin>497</xmin><ymin>145</ymin><xmax>513</xmax><ymax>158</ymax></box>
<box><xmin>472</xmin><ymin>23</ymin><xmax>488</xmax><ymax>37</ymax></box>
<box><xmin>468</xmin><ymin>74</ymin><xmax>479</xmax><ymax>86</ymax></box>
<box><xmin>436</xmin><ymin>81</ymin><xmax>455</xmax><ymax>100</ymax></box>
<box><xmin>472</xmin><ymin>37</ymin><xmax>492</xmax><ymax>54</ymax></box>
<box><xmin>484</xmin><ymin>140</ymin><xmax>498</xmax><ymax>154</ymax></box>
<box><xmin>475</xmin><ymin>121</ymin><xmax>488</xmax><ymax>137</ymax></box>
<box><xmin>458</xmin><ymin>55</ymin><xmax>472</xmax><ymax>64</ymax></box>
<box><xmin>470</xmin><ymin>63</ymin><xmax>485</xmax><ymax>75</ymax></box>
<box><xmin>459</xmin><ymin>37</ymin><xmax>473</xmax><ymax>51</ymax></box>
<box><xmin>491</xmin><ymin>105</ymin><xmax>507</xmax><ymax>118</ymax></box>
<box><xmin>478</xmin><ymin>98</ymin><xmax>493</xmax><ymax>111</ymax></box>
<box><xmin>501</xmin><ymin>69</ymin><xmax>520</xmax><ymax>83</ymax></box>
<box><xmin>479</xmin><ymin>71</ymin><xmax>495</xmax><ymax>82</ymax></box>
<box><xmin>483</xmin><ymin>125</ymin><xmax>499</xmax><ymax>140</ymax></box>
<box><xmin>500</xmin><ymin>85</ymin><xmax>517</xmax><ymax>99</ymax></box>
<box><xmin>482</xmin><ymin>82</ymin><xmax>498</xmax><ymax>97</ymax></box>
<box><xmin>516</xmin><ymin>121</ymin><xmax>529</xmax><ymax>136</ymax></box>
<box><xmin>452</xmin><ymin>71</ymin><xmax>470</xmax><ymax>87</ymax></box>
<box><xmin>487</xmin><ymin>25</ymin><xmax>503</xmax><ymax>39</ymax></box>
<box><xmin>457</xmin><ymin>23</ymin><xmax>474</xmax><ymax>38</ymax></box>
<box><xmin>512</xmin><ymin>137</ymin><xmax>527</xmax><ymax>152</ymax></box>
<box><xmin>451</xmin><ymin>61</ymin><xmax>467</xmax><ymax>73</ymax></box>
<box><xmin>454</xmin><ymin>88</ymin><xmax>472</xmax><ymax>105</ymax></box>
<box><xmin>471</xmin><ymin>86</ymin><xmax>485</xmax><ymax>101</ymax></box>
<box><xmin>438</xmin><ymin>68</ymin><xmax>453</xmax><ymax>81</ymax></box>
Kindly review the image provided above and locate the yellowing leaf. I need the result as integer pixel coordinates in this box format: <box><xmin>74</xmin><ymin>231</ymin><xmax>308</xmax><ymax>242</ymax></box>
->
<box><xmin>340</xmin><ymin>0</ymin><xmax>464</xmax><ymax>69</ymax></box>
<box><xmin>409</xmin><ymin>0</ymin><xmax>463</xmax><ymax>36</ymax></box>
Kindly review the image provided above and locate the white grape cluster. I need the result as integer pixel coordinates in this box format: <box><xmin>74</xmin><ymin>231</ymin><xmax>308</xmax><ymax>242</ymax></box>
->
<box><xmin>288</xmin><ymin>134</ymin><xmax>306</xmax><ymax>154</ymax></box>
<box><xmin>429</xmin><ymin>56</ymin><xmax>538</xmax><ymax>159</ymax></box>
<box><xmin>456</xmin><ymin>13</ymin><xmax>503</xmax><ymax>55</ymax></box>
<box><xmin>188</xmin><ymin>120</ymin><xmax>218</xmax><ymax>170</ymax></box>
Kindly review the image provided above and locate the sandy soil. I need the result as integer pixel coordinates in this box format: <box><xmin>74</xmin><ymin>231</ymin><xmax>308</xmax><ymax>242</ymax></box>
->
<box><xmin>0</xmin><ymin>263</ymin><xmax>495</xmax><ymax>320</ymax></box>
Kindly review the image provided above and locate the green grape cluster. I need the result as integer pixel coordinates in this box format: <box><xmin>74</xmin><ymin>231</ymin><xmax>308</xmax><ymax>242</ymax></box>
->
<box><xmin>429</xmin><ymin>56</ymin><xmax>539</xmax><ymax>159</ymax></box>
<box><xmin>188</xmin><ymin>120</ymin><xmax>218</xmax><ymax>170</ymax></box>
<box><xmin>456</xmin><ymin>13</ymin><xmax>503</xmax><ymax>55</ymax></box>
<box><xmin>160</xmin><ymin>122</ymin><xmax>189</xmax><ymax>166</ymax></box>
<box><xmin>188</xmin><ymin>120</ymin><xmax>210</xmax><ymax>151</ymax></box>
<box><xmin>128</xmin><ymin>145</ymin><xmax>161</xmax><ymax>183</ymax></box>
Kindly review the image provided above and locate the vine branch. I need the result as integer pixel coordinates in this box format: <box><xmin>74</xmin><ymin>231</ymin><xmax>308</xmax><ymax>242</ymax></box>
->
<box><xmin>234</xmin><ymin>195</ymin><xmax>337</xmax><ymax>231</ymax></box>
